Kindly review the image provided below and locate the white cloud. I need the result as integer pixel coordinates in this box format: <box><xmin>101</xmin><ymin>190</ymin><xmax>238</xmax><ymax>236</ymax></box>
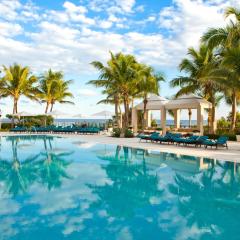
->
<box><xmin>78</xmin><ymin>89</ymin><xmax>98</xmax><ymax>97</ymax></box>
<box><xmin>0</xmin><ymin>22</ymin><xmax>23</xmax><ymax>37</ymax></box>
<box><xmin>0</xmin><ymin>0</ymin><xmax>21</xmax><ymax>21</ymax></box>
<box><xmin>116</xmin><ymin>0</ymin><xmax>136</xmax><ymax>13</ymax></box>
<box><xmin>63</xmin><ymin>1</ymin><xmax>87</xmax><ymax>14</ymax></box>
<box><xmin>99</xmin><ymin>20</ymin><xmax>113</xmax><ymax>29</ymax></box>
<box><xmin>0</xmin><ymin>0</ymin><xmax>238</xmax><ymax>116</ymax></box>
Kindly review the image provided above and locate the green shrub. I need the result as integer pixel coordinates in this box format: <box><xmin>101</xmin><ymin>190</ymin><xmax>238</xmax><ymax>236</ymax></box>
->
<box><xmin>112</xmin><ymin>128</ymin><xmax>134</xmax><ymax>138</ymax></box>
<box><xmin>0</xmin><ymin>123</ymin><xmax>11</xmax><ymax>130</ymax></box>
<box><xmin>151</xmin><ymin>119</ymin><xmax>157</xmax><ymax>127</ymax></box>
<box><xmin>6</xmin><ymin>115</ymin><xmax>54</xmax><ymax>127</ymax></box>
<box><xmin>124</xmin><ymin>129</ymin><xmax>134</xmax><ymax>138</ymax></box>
<box><xmin>112</xmin><ymin>128</ymin><xmax>121</xmax><ymax>137</ymax></box>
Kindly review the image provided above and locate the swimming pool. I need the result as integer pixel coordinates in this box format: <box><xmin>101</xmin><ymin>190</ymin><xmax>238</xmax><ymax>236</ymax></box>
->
<box><xmin>0</xmin><ymin>135</ymin><xmax>240</xmax><ymax>240</ymax></box>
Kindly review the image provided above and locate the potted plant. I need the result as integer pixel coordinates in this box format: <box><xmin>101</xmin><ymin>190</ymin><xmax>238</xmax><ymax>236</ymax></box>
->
<box><xmin>236</xmin><ymin>130</ymin><xmax>240</xmax><ymax>142</ymax></box>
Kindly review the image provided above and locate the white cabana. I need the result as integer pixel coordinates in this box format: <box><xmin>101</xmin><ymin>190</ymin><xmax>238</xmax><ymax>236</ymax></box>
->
<box><xmin>132</xmin><ymin>94</ymin><xmax>212</xmax><ymax>135</ymax></box>
<box><xmin>132</xmin><ymin>95</ymin><xmax>168</xmax><ymax>133</ymax></box>
<box><xmin>165</xmin><ymin>94</ymin><xmax>212</xmax><ymax>135</ymax></box>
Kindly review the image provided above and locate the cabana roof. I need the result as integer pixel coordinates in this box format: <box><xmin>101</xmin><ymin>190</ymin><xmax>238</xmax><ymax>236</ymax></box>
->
<box><xmin>165</xmin><ymin>94</ymin><xmax>212</xmax><ymax>110</ymax></box>
<box><xmin>135</xmin><ymin>95</ymin><xmax>168</xmax><ymax>110</ymax></box>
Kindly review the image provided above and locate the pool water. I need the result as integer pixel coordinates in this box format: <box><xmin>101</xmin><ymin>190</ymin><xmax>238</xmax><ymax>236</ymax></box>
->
<box><xmin>0</xmin><ymin>135</ymin><xmax>240</xmax><ymax>240</ymax></box>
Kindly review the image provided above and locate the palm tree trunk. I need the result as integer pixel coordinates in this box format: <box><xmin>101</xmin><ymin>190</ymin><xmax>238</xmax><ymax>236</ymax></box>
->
<box><xmin>231</xmin><ymin>90</ymin><xmax>237</xmax><ymax>131</ymax></box>
<box><xmin>210</xmin><ymin>94</ymin><xmax>216</xmax><ymax>134</ymax></box>
<box><xmin>143</xmin><ymin>98</ymin><xmax>148</xmax><ymax>129</ymax></box>
<box><xmin>45</xmin><ymin>103</ymin><xmax>49</xmax><ymax>114</ymax></box>
<box><xmin>123</xmin><ymin>96</ymin><xmax>129</xmax><ymax>129</ymax></box>
<box><xmin>119</xmin><ymin>106</ymin><xmax>122</xmax><ymax>128</ymax></box>
<box><xmin>12</xmin><ymin>98</ymin><xmax>18</xmax><ymax>127</ymax></box>
<box><xmin>114</xmin><ymin>95</ymin><xmax>120</xmax><ymax>128</ymax></box>
<box><xmin>50</xmin><ymin>103</ymin><xmax>54</xmax><ymax>112</ymax></box>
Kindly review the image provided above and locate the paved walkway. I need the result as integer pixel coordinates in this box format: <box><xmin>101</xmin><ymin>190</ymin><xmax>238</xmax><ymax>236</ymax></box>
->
<box><xmin>1</xmin><ymin>132</ymin><xmax>240</xmax><ymax>162</ymax></box>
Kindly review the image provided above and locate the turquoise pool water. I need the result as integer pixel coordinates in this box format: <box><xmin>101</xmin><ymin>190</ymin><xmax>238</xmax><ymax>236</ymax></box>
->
<box><xmin>0</xmin><ymin>135</ymin><xmax>240</xmax><ymax>240</ymax></box>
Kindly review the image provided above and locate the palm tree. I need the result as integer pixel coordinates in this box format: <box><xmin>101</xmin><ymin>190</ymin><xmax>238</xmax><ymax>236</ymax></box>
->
<box><xmin>1</xmin><ymin>64</ymin><xmax>39</xmax><ymax>114</ymax></box>
<box><xmin>89</xmin><ymin>52</ymin><xmax>138</xmax><ymax>129</ymax></box>
<box><xmin>201</xmin><ymin>7</ymin><xmax>240</xmax><ymax>50</ymax></box>
<box><xmin>97</xmin><ymin>88</ymin><xmax>123</xmax><ymax>127</ymax></box>
<box><xmin>211</xmin><ymin>47</ymin><xmax>240</xmax><ymax>130</ymax></box>
<box><xmin>49</xmin><ymin>78</ymin><xmax>74</xmax><ymax>112</ymax></box>
<box><xmin>88</xmin><ymin>56</ymin><xmax>122</xmax><ymax>128</ymax></box>
<box><xmin>136</xmin><ymin>64</ymin><xmax>165</xmax><ymax>129</ymax></box>
<box><xmin>38</xmin><ymin>69</ymin><xmax>74</xmax><ymax>113</ymax></box>
<box><xmin>110</xmin><ymin>53</ymin><xmax>139</xmax><ymax>128</ymax></box>
<box><xmin>170</xmin><ymin>45</ymin><xmax>220</xmax><ymax>133</ymax></box>
<box><xmin>201</xmin><ymin>7</ymin><xmax>240</xmax><ymax>130</ymax></box>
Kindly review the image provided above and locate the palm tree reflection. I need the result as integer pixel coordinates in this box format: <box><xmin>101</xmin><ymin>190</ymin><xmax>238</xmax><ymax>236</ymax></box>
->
<box><xmin>169</xmin><ymin>159</ymin><xmax>240</xmax><ymax>238</ymax></box>
<box><xmin>89</xmin><ymin>146</ymin><xmax>163</xmax><ymax>218</ymax></box>
<box><xmin>0</xmin><ymin>136</ymin><xmax>73</xmax><ymax>196</ymax></box>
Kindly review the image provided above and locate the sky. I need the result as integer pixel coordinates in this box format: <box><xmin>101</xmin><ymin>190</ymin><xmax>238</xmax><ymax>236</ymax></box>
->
<box><xmin>0</xmin><ymin>0</ymin><xmax>240</xmax><ymax>120</ymax></box>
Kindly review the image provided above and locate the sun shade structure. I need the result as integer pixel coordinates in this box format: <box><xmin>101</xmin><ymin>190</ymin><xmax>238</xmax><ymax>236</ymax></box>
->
<box><xmin>132</xmin><ymin>94</ymin><xmax>212</xmax><ymax>135</ymax></box>
<box><xmin>132</xmin><ymin>95</ymin><xmax>168</xmax><ymax>133</ymax></box>
<box><xmin>135</xmin><ymin>95</ymin><xmax>169</xmax><ymax>110</ymax></box>
<box><xmin>72</xmin><ymin>114</ymin><xmax>89</xmax><ymax>118</ymax></box>
<box><xmin>165</xmin><ymin>94</ymin><xmax>212</xmax><ymax>110</ymax></box>
<box><xmin>11</xmin><ymin>111</ymin><xmax>36</xmax><ymax>117</ymax></box>
<box><xmin>92</xmin><ymin>111</ymin><xmax>113</xmax><ymax>118</ymax></box>
<box><xmin>45</xmin><ymin>110</ymin><xmax>65</xmax><ymax>117</ymax></box>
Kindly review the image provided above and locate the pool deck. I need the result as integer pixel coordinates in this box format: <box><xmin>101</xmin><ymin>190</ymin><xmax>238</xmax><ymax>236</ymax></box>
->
<box><xmin>1</xmin><ymin>132</ymin><xmax>240</xmax><ymax>162</ymax></box>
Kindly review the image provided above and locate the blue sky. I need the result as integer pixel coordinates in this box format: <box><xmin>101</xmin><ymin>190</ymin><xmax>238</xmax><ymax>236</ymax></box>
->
<box><xmin>0</xmin><ymin>0</ymin><xmax>239</xmax><ymax>119</ymax></box>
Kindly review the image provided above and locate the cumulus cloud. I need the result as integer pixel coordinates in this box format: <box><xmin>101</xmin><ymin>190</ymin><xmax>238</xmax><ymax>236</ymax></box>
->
<box><xmin>0</xmin><ymin>0</ymin><xmax>238</xmax><ymax>78</ymax></box>
<box><xmin>78</xmin><ymin>89</ymin><xmax>98</xmax><ymax>97</ymax></box>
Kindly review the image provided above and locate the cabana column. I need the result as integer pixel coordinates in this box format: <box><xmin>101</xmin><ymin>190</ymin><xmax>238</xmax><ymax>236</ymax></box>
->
<box><xmin>197</xmin><ymin>105</ymin><xmax>204</xmax><ymax>135</ymax></box>
<box><xmin>161</xmin><ymin>108</ymin><xmax>167</xmax><ymax>135</ymax></box>
<box><xmin>147</xmin><ymin>110</ymin><xmax>152</xmax><ymax>128</ymax></box>
<box><xmin>174</xmin><ymin>110</ymin><xmax>180</xmax><ymax>129</ymax></box>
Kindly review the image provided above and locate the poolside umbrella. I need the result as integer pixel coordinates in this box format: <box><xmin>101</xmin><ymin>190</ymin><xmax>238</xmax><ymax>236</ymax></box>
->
<box><xmin>12</xmin><ymin>111</ymin><xmax>36</xmax><ymax>117</ymax></box>
<box><xmin>91</xmin><ymin>111</ymin><xmax>114</xmax><ymax>119</ymax></box>
<box><xmin>45</xmin><ymin>110</ymin><xmax>66</xmax><ymax>126</ymax></box>
<box><xmin>11</xmin><ymin>111</ymin><xmax>36</xmax><ymax>125</ymax></box>
<box><xmin>92</xmin><ymin>111</ymin><xmax>114</xmax><ymax>130</ymax></box>
<box><xmin>73</xmin><ymin>114</ymin><xmax>89</xmax><ymax>119</ymax></box>
<box><xmin>45</xmin><ymin>110</ymin><xmax>65</xmax><ymax>117</ymax></box>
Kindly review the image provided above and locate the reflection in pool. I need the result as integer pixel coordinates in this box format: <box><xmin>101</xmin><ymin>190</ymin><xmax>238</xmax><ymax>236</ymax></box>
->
<box><xmin>0</xmin><ymin>135</ymin><xmax>240</xmax><ymax>240</ymax></box>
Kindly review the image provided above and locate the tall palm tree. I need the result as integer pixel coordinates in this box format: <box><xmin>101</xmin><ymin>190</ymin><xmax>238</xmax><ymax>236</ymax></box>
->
<box><xmin>49</xmin><ymin>78</ymin><xmax>74</xmax><ymax>112</ymax></box>
<box><xmin>136</xmin><ymin>64</ymin><xmax>165</xmax><ymax>129</ymax></box>
<box><xmin>170</xmin><ymin>45</ymin><xmax>220</xmax><ymax>133</ymax></box>
<box><xmin>110</xmin><ymin>53</ymin><xmax>138</xmax><ymax>128</ymax></box>
<box><xmin>88</xmin><ymin>56</ymin><xmax>122</xmax><ymax>128</ymax></box>
<box><xmin>211</xmin><ymin>47</ymin><xmax>240</xmax><ymax>130</ymax></box>
<box><xmin>1</xmin><ymin>64</ymin><xmax>39</xmax><ymax>114</ymax></box>
<box><xmin>97</xmin><ymin>88</ymin><xmax>123</xmax><ymax>128</ymax></box>
<box><xmin>201</xmin><ymin>7</ymin><xmax>240</xmax><ymax>50</ymax></box>
<box><xmin>89</xmin><ymin>52</ymin><xmax>138</xmax><ymax>129</ymax></box>
<box><xmin>201</xmin><ymin>7</ymin><xmax>240</xmax><ymax>130</ymax></box>
<box><xmin>38</xmin><ymin>69</ymin><xmax>74</xmax><ymax>113</ymax></box>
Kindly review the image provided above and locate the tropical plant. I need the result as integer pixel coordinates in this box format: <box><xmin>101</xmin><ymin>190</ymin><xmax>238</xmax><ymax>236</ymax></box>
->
<box><xmin>1</xmin><ymin>63</ymin><xmax>39</xmax><ymax>114</ymax></box>
<box><xmin>136</xmin><ymin>64</ymin><xmax>165</xmax><ymax>129</ymax></box>
<box><xmin>209</xmin><ymin>47</ymin><xmax>240</xmax><ymax>130</ymax></box>
<box><xmin>88</xmin><ymin>55</ymin><xmax>122</xmax><ymax>128</ymax></box>
<box><xmin>201</xmin><ymin>7</ymin><xmax>240</xmax><ymax>50</ymax></box>
<box><xmin>170</xmin><ymin>45</ymin><xmax>221</xmax><ymax>133</ymax></box>
<box><xmin>89</xmin><ymin>52</ymin><xmax>164</xmax><ymax>130</ymax></box>
<box><xmin>89</xmin><ymin>52</ymin><xmax>139</xmax><ymax>129</ymax></box>
<box><xmin>201</xmin><ymin>7</ymin><xmax>240</xmax><ymax>130</ymax></box>
<box><xmin>38</xmin><ymin>69</ymin><xmax>74</xmax><ymax>113</ymax></box>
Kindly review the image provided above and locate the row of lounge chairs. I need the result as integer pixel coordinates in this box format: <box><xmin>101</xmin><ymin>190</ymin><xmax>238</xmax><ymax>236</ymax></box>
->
<box><xmin>138</xmin><ymin>132</ymin><xmax>228</xmax><ymax>149</ymax></box>
<box><xmin>10</xmin><ymin>126</ymin><xmax>101</xmax><ymax>134</ymax></box>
